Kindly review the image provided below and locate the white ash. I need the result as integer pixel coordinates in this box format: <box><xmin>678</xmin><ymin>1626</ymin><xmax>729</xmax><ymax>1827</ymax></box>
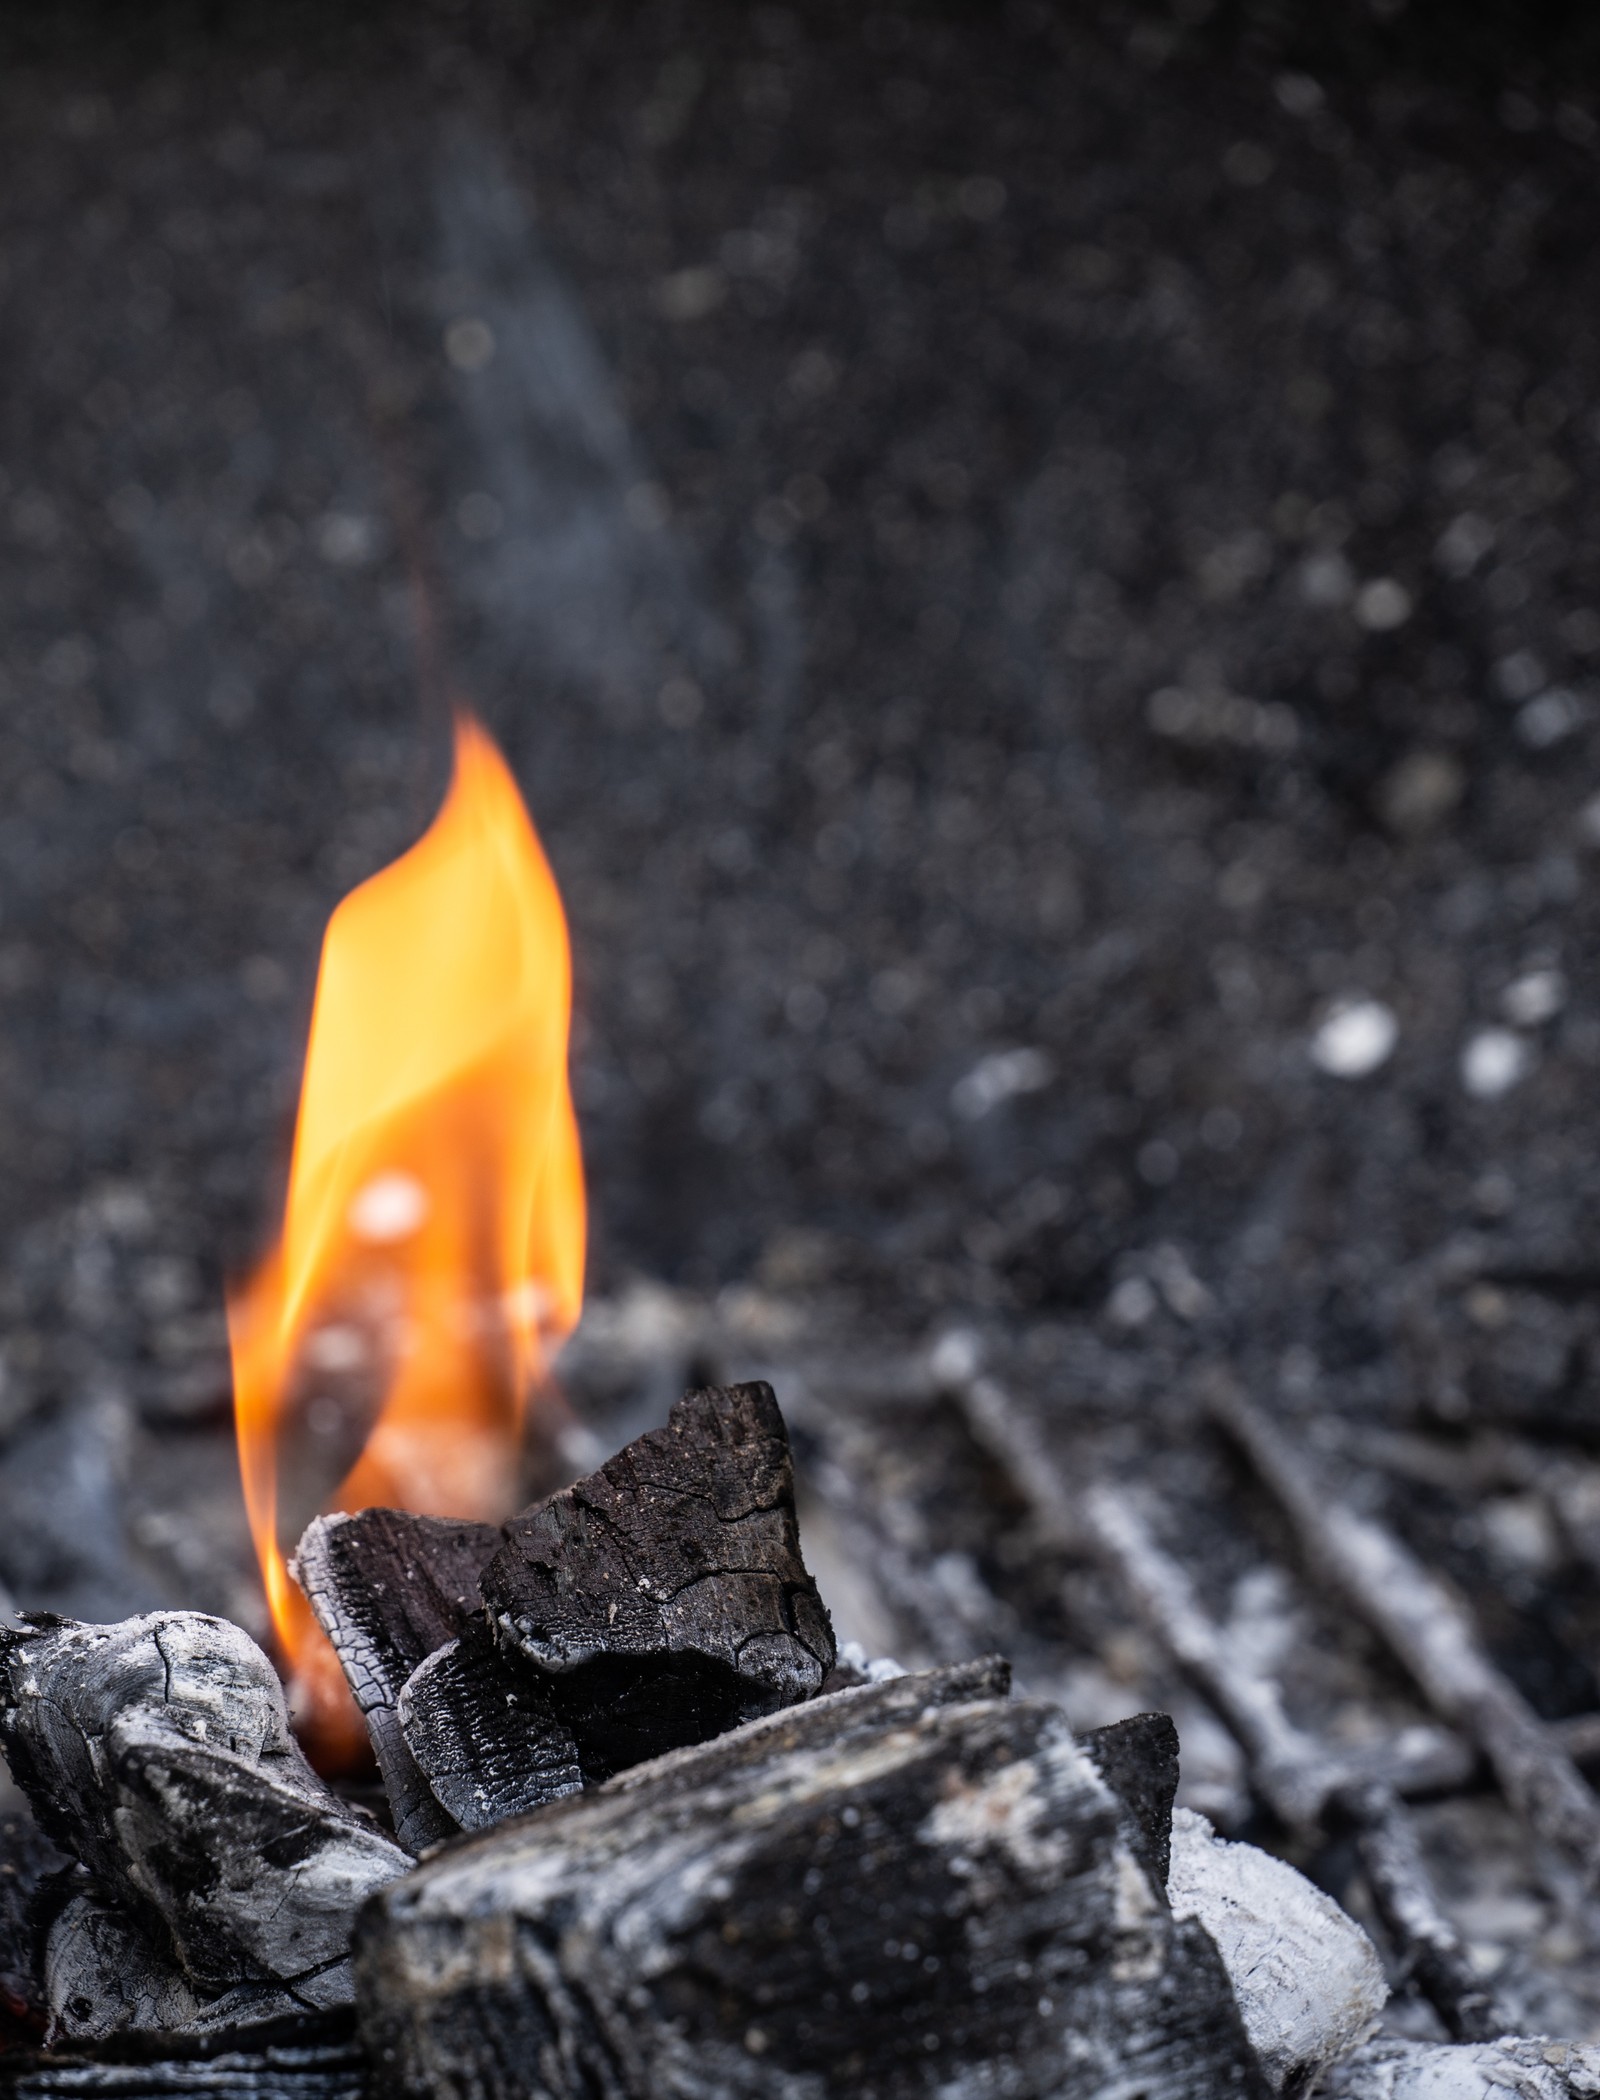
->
<box><xmin>1167</xmin><ymin>1806</ymin><xmax>1386</xmax><ymax>2096</ymax></box>
<box><xmin>1321</xmin><ymin>2033</ymin><xmax>1600</xmax><ymax>2098</ymax></box>
<box><xmin>833</xmin><ymin>1638</ymin><xmax>906</xmax><ymax>1683</ymax></box>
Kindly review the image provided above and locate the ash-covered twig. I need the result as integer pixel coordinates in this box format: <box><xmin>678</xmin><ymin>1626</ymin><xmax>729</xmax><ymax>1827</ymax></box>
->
<box><xmin>293</xmin><ymin>1511</ymin><xmax>500</xmax><ymax>1853</ymax></box>
<box><xmin>1329</xmin><ymin>1781</ymin><xmax>1503</xmax><ymax>2043</ymax></box>
<box><xmin>1212</xmin><ymin>1381</ymin><xmax>1600</xmax><ymax>1903</ymax></box>
<box><xmin>0</xmin><ymin>1613</ymin><xmax>407</xmax><ymax>2039</ymax></box>
<box><xmin>1081</xmin><ymin>1484</ymin><xmax>1344</xmax><ymax>1829</ymax></box>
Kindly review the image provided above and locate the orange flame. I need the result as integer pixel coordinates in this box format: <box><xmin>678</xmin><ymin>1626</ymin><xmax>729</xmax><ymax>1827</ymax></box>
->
<box><xmin>229</xmin><ymin>713</ymin><xmax>585</xmax><ymax>1762</ymax></box>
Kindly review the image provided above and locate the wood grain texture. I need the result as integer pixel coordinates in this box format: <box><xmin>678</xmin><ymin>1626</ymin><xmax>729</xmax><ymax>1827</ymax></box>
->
<box><xmin>355</xmin><ymin>1665</ymin><xmax>1268</xmax><ymax>2100</ymax></box>
<box><xmin>293</xmin><ymin>1512</ymin><xmax>502</xmax><ymax>1854</ymax></box>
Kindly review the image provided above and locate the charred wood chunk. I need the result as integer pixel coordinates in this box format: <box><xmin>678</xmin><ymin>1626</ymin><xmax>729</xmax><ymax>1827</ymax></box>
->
<box><xmin>396</xmin><ymin>1632</ymin><xmax>581</xmax><ymax>1832</ymax></box>
<box><xmin>293</xmin><ymin>1512</ymin><xmax>501</xmax><ymax>1855</ymax></box>
<box><xmin>355</xmin><ymin>1670</ymin><xmax>1268</xmax><ymax>2100</ymax></box>
<box><xmin>480</xmin><ymin>1382</ymin><xmax>835</xmax><ymax>1780</ymax></box>
<box><xmin>0</xmin><ymin>1614</ymin><xmax>407</xmax><ymax>2034</ymax></box>
<box><xmin>0</xmin><ymin>1812</ymin><xmax>70</xmax><ymax>2050</ymax></box>
<box><xmin>1080</xmin><ymin>1711</ymin><xmax>1180</xmax><ymax>1891</ymax></box>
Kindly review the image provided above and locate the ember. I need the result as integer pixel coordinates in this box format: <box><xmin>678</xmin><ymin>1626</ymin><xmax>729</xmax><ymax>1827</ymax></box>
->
<box><xmin>228</xmin><ymin>713</ymin><xmax>585</xmax><ymax>1763</ymax></box>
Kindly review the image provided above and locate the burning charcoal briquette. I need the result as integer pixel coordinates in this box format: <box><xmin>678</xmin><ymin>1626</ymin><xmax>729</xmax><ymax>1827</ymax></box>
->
<box><xmin>395</xmin><ymin>1629</ymin><xmax>581</xmax><ymax>1831</ymax></box>
<box><xmin>293</xmin><ymin>1509</ymin><xmax>501</xmax><ymax>1852</ymax></box>
<box><xmin>0</xmin><ymin>1613</ymin><xmax>407</xmax><ymax>2039</ymax></box>
<box><xmin>355</xmin><ymin>1665</ymin><xmax>1267</xmax><ymax>2100</ymax></box>
<box><xmin>479</xmin><ymin>1380</ymin><xmax>835</xmax><ymax>1779</ymax></box>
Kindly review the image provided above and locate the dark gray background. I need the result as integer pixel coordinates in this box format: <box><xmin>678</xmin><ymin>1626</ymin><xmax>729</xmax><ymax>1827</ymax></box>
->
<box><xmin>1</xmin><ymin>0</ymin><xmax>1599</xmax><ymax>1621</ymax></box>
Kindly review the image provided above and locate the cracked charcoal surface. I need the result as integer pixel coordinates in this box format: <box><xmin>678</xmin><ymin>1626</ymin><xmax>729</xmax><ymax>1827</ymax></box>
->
<box><xmin>481</xmin><ymin>1382</ymin><xmax>834</xmax><ymax>1778</ymax></box>
<box><xmin>0</xmin><ymin>1614</ymin><xmax>407</xmax><ymax>2031</ymax></box>
<box><xmin>355</xmin><ymin>1668</ymin><xmax>1269</xmax><ymax>2100</ymax></box>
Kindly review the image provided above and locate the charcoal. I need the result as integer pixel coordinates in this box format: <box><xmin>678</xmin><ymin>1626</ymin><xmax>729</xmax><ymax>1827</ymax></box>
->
<box><xmin>1168</xmin><ymin>1809</ymin><xmax>1386</xmax><ymax>2098</ymax></box>
<box><xmin>292</xmin><ymin>1511</ymin><xmax>501</xmax><ymax>1854</ymax></box>
<box><xmin>480</xmin><ymin>1381</ymin><xmax>834</xmax><ymax>1779</ymax></box>
<box><xmin>0</xmin><ymin>1614</ymin><xmax>407</xmax><ymax>2035</ymax></box>
<box><xmin>0</xmin><ymin>1813</ymin><xmax>70</xmax><ymax>2047</ymax></box>
<box><xmin>1080</xmin><ymin>1710</ymin><xmax>1180</xmax><ymax>1891</ymax></box>
<box><xmin>395</xmin><ymin>1631</ymin><xmax>581</xmax><ymax>1831</ymax></box>
<box><xmin>355</xmin><ymin>1666</ymin><xmax>1268</xmax><ymax>2100</ymax></box>
<box><xmin>42</xmin><ymin>1893</ymin><xmax>292</xmax><ymax>2044</ymax></box>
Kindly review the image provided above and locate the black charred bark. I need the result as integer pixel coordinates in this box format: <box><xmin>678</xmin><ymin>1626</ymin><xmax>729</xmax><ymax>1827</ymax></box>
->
<box><xmin>479</xmin><ymin>1382</ymin><xmax>834</xmax><ymax>1782</ymax></box>
<box><xmin>395</xmin><ymin>1630</ymin><xmax>581</xmax><ymax>1831</ymax></box>
<box><xmin>1081</xmin><ymin>1710</ymin><xmax>1181</xmax><ymax>1891</ymax></box>
<box><xmin>355</xmin><ymin>1665</ymin><xmax>1268</xmax><ymax>2100</ymax></box>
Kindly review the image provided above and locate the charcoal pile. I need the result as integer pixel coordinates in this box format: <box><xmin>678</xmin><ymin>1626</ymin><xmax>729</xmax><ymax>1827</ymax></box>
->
<box><xmin>0</xmin><ymin>1376</ymin><xmax>1527</xmax><ymax>2099</ymax></box>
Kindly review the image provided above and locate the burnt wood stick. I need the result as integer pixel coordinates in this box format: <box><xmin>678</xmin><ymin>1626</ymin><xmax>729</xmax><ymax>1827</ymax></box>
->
<box><xmin>1081</xmin><ymin>1485</ymin><xmax>1501</xmax><ymax>2041</ymax></box>
<box><xmin>1081</xmin><ymin>1484</ymin><xmax>1346</xmax><ymax>1828</ymax></box>
<box><xmin>955</xmin><ymin>1373</ymin><xmax>1479</xmax><ymax>1806</ymax></box>
<box><xmin>952</xmin><ymin>1370</ymin><xmax>1085</xmax><ymax>1550</ymax></box>
<box><xmin>292</xmin><ymin>1510</ymin><xmax>502</xmax><ymax>1854</ymax></box>
<box><xmin>355</xmin><ymin>1666</ymin><xmax>1268</xmax><ymax>2100</ymax></box>
<box><xmin>480</xmin><ymin>1381</ymin><xmax>834</xmax><ymax>1780</ymax></box>
<box><xmin>0</xmin><ymin>1614</ymin><xmax>407</xmax><ymax>2039</ymax></box>
<box><xmin>1212</xmin><ymin>1381</ymin><xmax>1600</xmax><ymax>1901</ymax></box>
<box><xmin>1329</xmin><ymin>1780</ymin><xmax>1503</xmax><ymax>2044</ymax></box>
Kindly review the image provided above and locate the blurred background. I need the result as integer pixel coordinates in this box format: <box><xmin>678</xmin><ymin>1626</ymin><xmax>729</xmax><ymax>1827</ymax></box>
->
<box><xmin>1</xmin><ymin>0</ymin><xmax>1599</xmax><ymax>1631</ymax></box>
